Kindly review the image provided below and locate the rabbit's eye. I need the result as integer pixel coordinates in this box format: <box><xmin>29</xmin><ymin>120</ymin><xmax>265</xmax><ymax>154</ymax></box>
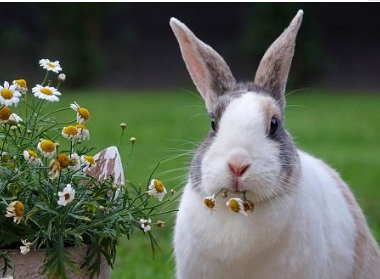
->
<box><xmin>269</xmin><ymin>117</ymin><xmax>278</xmax><ymax>136</ymax></box>
<box><xmin>211</xmin><ymin>118</ymin><xmax>217</xmax><ymax>131</ymax></box>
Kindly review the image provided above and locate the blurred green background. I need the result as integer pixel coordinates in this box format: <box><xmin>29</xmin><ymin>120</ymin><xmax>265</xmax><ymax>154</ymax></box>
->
<box><xmin>1</xmin><ymin>2</ymin><xmax>380</xmax><ymax>278</ymax></box>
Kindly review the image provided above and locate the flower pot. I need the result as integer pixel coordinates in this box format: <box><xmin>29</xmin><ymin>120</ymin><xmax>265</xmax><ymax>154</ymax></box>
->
<box><xmin>0</xmin><ymin>246</ymin><xmax>110</xmax><ymax>279</ymax></box>
<box><xmin>0</xmin><ymin>147</ymin><xmax>125</xmax><ymax>279</ymax></box>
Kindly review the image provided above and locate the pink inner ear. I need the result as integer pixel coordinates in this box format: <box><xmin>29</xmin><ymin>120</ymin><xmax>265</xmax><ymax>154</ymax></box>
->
<box><xmin>181</xmin><ymin>41</ymin><xmax>207</xmax><ymax>95</ymax></box>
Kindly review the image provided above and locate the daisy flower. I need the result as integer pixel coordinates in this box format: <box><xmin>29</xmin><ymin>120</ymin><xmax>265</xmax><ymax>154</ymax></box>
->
<box><xmin>13</xmin><ymin>79</ymin><xmax>28</xmax><ymax>94</ymax></box>
<box><xmin>1</xmin><ymin>152</ymin><xmax>10</xmax><ymax>163</ymax></box>
<box><xmin>23</xmin><ymin>150</ymin><xmax>43</xmax><ymax>166</ymax></box>
<box><xmin>76</xmin><ymin>124</ymin><xmax>90</xmax><ymax>140</ymax></box>
<box><xmin>7</xmin><ymin>113</ymin><xmax>22</xmax><ymax>125</ymax></box>
<box><xmin>204</xmin><ymin>195</ymin><xmax>216</xmax><ymax>211</ymax></box>
<box><xmin>5</xmin><ymin>201</ymin><xmax>25</xmax><ymax>224</ymax></box>
<box><xmin>226</xmin><ymin>198</ymin><xmax>247</xmax><ymax>216</ymax></box>
<box><xmin>0</xmin><ymin>81</ymin><xmax>21</xmax><ymax>107</ymax></box>
<box><xmin>140</xmin><ymin>219</ymin><xmax>152</xmax><ymax>232</ymax></box>
<box><xmin>37</xmin><ymin>139</ymin><xmax>56</xmax><ymax>158</ymax></box>
<box><xmin>56</xmin><ymin>153</ymin><xmax>70</xmax><ymax>168</ymax></box>
<box><xmin>0</xmin><ymin>106</ymin><xmax>11</xmax><ymax>123</ymax></box>
<box><xmin>68</xmin><ymin>153</ymin><xmax>81</xmax><ymax>171</ymax></box>
<box><xmin>70</xmin><ymin>102</ymin><xmax>90</xmax><ymax>123</ymax></box>
<box><xmin>20</xmin><ymin>239</ymin><xmax>33</xmax><ymax>255</ymax></box>
<box><xmin>62</xmin><ymin>125</ymin><xmax>78</xmax><ymax>139</ymax></box>
<box><xmin>32</xmin><ymin>85</ymin><xmax>61</xmax><ymax>102</ymax></box>
<box><xmin>57</xmin><ymin>184</ymin><xmax>75</xmax><ymax>206</ymax></box>
<box><xmin>39</xmin><ymin>59</ymin><xmax>62</xmax><ymax>73</ymax></box>
<box><xmin>48</xmin><ymin>160</ymin><xmax>61</xmax><ymax>180</ymax></box>
<box><xmin>148</xmin><ymin>179</ymin><xmax>167</xmax><ymax>202</ymax></box>
<box><xmin>80</xmin><ymin>155</ymin><xmax>96</xmax><ymax>171</ymax></box>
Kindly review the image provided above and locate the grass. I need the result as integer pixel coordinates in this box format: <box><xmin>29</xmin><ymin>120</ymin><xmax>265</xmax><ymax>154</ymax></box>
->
<box><xmin>52</xmin><ymin>89</ymin><xmax>380</xmax><ymax>278</ymax></box>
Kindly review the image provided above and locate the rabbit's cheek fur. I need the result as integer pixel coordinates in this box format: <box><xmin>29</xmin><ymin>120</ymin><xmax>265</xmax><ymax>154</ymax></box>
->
<box><xmin>200</xmin><ymin>93</ymin><xmax>293</xmax><ymax>201</ymax></box>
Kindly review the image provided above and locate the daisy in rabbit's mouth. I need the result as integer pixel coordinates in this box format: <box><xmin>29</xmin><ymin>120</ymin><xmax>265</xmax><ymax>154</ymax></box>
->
<box><xmin>203</xmin><ymin>189</ymin><xmax>255</xmax><ymax>216</ymax></box>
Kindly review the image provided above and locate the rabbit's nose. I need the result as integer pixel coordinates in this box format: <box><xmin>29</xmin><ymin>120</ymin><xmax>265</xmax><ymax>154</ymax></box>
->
<box><xmin>228</xmin><ymin>163</ymin><xmax>250</xmax><ymax>177</ymax></box>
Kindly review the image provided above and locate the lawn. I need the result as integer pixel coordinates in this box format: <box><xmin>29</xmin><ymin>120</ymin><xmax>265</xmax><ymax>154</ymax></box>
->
<box><xmin>53</xmin><ymin>89</ymin><xmax>380</xmax><ymax>279</ymax></box>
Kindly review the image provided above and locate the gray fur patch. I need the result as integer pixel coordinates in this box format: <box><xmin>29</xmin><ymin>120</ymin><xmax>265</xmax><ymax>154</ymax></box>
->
<box><xmin>197</xmin><ymin>44</ymin><xmax>236</xmax><ymax>97</ymax></box>
<box><xmin>269</xmin><ymin>124</ymin><xmax>300</xmax><ymax>179</ymax></box>
<box><xmin>189</xmin><ymin>132</ymin><xmax>214</xmax><ymax>191</ymax></box>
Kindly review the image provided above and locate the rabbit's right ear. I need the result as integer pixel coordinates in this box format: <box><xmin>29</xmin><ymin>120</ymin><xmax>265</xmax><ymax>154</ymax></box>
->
<box><xmin>170</xmin><ymin>18</ymin><xmax>236</xmax><ymax>113</ymax></box>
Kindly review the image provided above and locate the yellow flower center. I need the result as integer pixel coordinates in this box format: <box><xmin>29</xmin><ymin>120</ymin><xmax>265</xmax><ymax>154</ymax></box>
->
<box><xmin>154</xmin><ymin>179</ymin><xmax>164</xmax><ymax>193</ymax></box>
<box><xmin>63</xmin><ymin>126</ymin><xmax>78</xmax><ymax>136</ymax></box>
<box><xmin>47</xmin><ymin>62</ymin><xmax>56</xmax><ymax>69</ymax></box>
<box><xmin>15</xmin><ymin>79</ymin><xmax>27</xmax><ymax>89</ymax></box>
<box><xmin>78</xmin><ymin>108</ymin><xmax>90</xmax><ymax>120</ymax></box>
<box><xmin>1</xmin><ymin>88</ymin><xmax>13</xmax><ymax>100</ymax></box>
<box><xmin>14</xmin><ymin>201</ymin><xmax>25</xmax><ymax>217</ymax></box>
<box><xmin>28</xmin><ymin>150</ymin><xmax>38</xmax><ymax>158</ymax></box>
<box><xmin>204</xmin><ymin>198</ymin><xmax>215</xmax><ymax>209</ymax></box>
<box><xmin>40</xmin><ymin>88</ymin><xmax>53</xmax><ymax>95</ymax></box>
<box><xmin>75</xmin><ymin>124</ymin><xmax>86</xmax><ymax>130</ymax></box>
<box><xmin>84</xmin><ymin>155</ymin><xmax>95</xmax><ymax>165</ymax></box>
<box><xmin>40</xmin><ymin>140</ymin><xmax>55</xmax><ymax>153</ymax></box>
<box><xmin>228</xmin><ymin>199</ymin><xmax>241</xmax><ymax>213</ymax></box>
<box><xmin>57</xmin><ymin>153</ymin><xmax>70</xmax><ymax>168</ymax></box>
<box><xmin>0</xmin><ymin>106</ymin><xmax>11</xmax><ymax>120</ymax></box>
<box><xmin>64</xmin><ymin>193</ymin><xmax>71</xmax><ymax>201</ymax></box>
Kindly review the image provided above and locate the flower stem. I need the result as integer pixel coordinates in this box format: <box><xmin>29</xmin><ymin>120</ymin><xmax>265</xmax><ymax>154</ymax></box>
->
<box><xmin>125</xmin><ymin>142</ymin><xmax>135</xmax><ymax>167</ymax></box>
<box><xmin>0</xmin><ymin>125</ymin><xmax>11</xmax><ymax>158</ymax></box>
<box><xmin>42</xmin><ymin>71</ymin><xmax>49</xmax><ymax>86</ymax></box>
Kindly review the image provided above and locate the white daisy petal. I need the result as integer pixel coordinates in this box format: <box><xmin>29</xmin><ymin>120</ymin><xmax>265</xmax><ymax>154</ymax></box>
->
<box><xmin>147</xmin><ymin>179</ymin><xmax>167</xmax><ymax>201</ymax></box>
<box><xmin>57</xmin><ymin>184</ymin><xmax>75</xmax><ymax>206</ymax></box>
<box><xmin>39</xmin><ymin>58</ymin><xmax>62</xmax><ymax>73</ymax></box>
<box><xmin>32</xmin><ymin>85</ymin><xmax>61</xmax><ymax>102</ymax></box>
<box><xmin>0</xmin><ymin>81</ymin><xmax>22</xmax><ymax>107</ymax></box>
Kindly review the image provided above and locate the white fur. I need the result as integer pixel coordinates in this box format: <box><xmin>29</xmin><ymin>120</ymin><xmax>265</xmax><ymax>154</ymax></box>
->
<box><xmin>174</xmin><ymin>93</ymin><xmax>356</xmax><ymax>279</ymax></box>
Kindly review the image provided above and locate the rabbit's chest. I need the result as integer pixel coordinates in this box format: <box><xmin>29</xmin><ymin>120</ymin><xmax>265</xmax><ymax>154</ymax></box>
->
<box><xmin>174</xmin><ymin>185</ymin><xmax>324</xmax><ymax>278</ymax></box>
<box><xmin>175</xmin><ymin>185</ymin><xmax>299</xmax><ymax>260</ymax></box>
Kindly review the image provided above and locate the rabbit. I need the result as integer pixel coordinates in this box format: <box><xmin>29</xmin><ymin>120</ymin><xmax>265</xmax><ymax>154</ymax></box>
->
<box><xmin>169</xmin><ymin>10</ymin><xmax>380</xmax><ymax>279</ymax></box>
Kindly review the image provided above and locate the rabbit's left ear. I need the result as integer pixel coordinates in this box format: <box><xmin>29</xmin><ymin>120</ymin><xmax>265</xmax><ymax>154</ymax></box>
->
<box><xmin>170</xmin><ymin>18</ymin><xmax>236</xmax><ymax>113</ymax></box>
<box><xmin>254</xmin><ymin>10</ymin><xmax>303</xmax><ymax>111</ymax></box>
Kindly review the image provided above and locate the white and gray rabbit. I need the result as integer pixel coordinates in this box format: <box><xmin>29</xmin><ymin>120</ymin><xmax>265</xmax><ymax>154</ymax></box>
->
<box><xmin>170</xmin><ymin>10</ymin><xmax>380</xmax><ymax>279</ymax></box>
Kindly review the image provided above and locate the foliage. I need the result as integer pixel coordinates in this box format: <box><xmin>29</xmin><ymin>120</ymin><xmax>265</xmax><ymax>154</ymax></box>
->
<box><xmin>0</xmin><ymin>61</ymin><xmax>173</xmax><ymax>278</ymax></box>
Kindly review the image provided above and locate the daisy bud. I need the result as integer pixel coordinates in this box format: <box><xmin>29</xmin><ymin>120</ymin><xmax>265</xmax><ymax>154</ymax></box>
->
<box><xmin>130</xmin><ymin>137</ymin><xmax>136</xmax><ymax>143</ymax></box>
<box><xmin>58</xmin><ymin>73</ymin><xmax>66</xmax><ymax>83</ymax></box>
<box><xmin>54</xmin><ymin>142</ymin><xmax>60</xmax><ymax>148</ymax></box>
<box><xmin>98</xmin><ymin>205</ymin><xmax>105</xmax><ymax>211</ymax></box>
<box><xmin>27</xmin><ymin>129</ymin><xmax>32</xmax><ymax>134</ymax></box>
<box><xmin>204</xmin><ymin>195</ymin><xmax>216</xmax><ymax>210</ymax></box>
<box><xmin>221</xmin><ymin>191</ymin><xmax>228</xmax><ymax>198</ymax></box>
<box><xmin>10</xmin><ymin>125</ymin><xmax>18</xmax><ymax>131</ymax></box>
<box><xmin>112</xmin><ymin>185</ymin><xmax>119</xmax><ymax>190</ymax></box>
<box><xmin>156</xmin><ymin>220</ymin><xmax>165</xmax><ymax>227</ymax></box>
<box><xmin>120</xmin><ymin>123</ymin><xmax>127</xmax><ymax>129</ymax></box>
<box><xmin>243</xmin><ymin>200</ymin><xmax>255</xmax><ymax>212</ymax></box>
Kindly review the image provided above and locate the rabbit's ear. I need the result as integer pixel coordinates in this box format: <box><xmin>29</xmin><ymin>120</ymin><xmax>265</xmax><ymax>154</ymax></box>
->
<box><xmin>170</xmin><ymin>18</ymin><xmax>236</xmax><ymax>112</ymax></box>
<box><xmin>254</xmin><ymin>10</ymin><xmax>303</xmax><ymax>111</ymax></box>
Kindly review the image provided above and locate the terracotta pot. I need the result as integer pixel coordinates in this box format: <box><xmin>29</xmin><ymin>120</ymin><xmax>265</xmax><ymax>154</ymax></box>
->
<box><xmin>0</xmin><ymin>246</ymin><xmax>110</xmax><ymax>279</ymax></box>
<box><xmin>0</xmin><ymin>147</ymin><xmax>124</xmax><ymax>279</ymax></box>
